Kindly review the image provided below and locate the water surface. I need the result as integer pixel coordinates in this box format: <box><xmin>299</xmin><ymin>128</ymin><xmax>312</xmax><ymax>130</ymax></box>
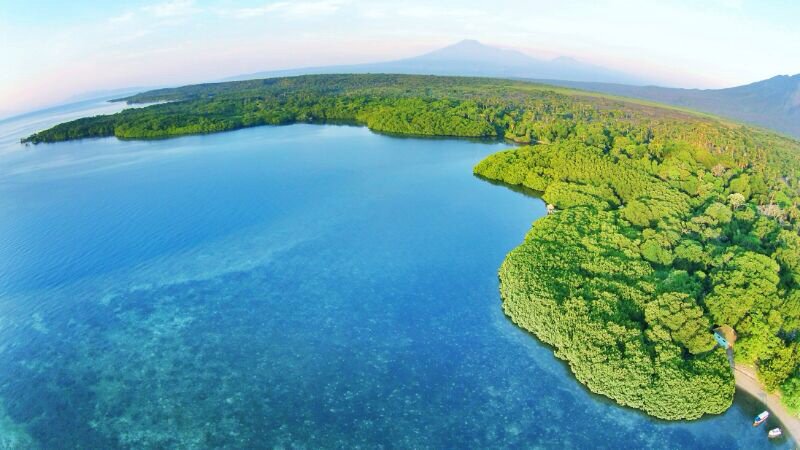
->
<box><xmin>0</xmin><ymin>106</ymin><xmax>792</xmax><ymax>448</ymax></box>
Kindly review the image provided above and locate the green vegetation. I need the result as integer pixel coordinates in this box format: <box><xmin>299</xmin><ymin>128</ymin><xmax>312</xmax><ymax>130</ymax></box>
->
<box><xmin>474</xmin><ymin>117</ymin><xmax>800</xmax><ymax>419</ymax></box>
<box><xmin>23</xmin><ymin>74</ymin><xmax>800</xmax><ymax>420</ymax></box>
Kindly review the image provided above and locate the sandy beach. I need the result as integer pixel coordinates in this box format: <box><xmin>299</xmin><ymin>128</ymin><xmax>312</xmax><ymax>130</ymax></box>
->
<box><xmin>735</xmin><ymin>365</ymin><xmax>800</xmax><ymax>445</ymax></box>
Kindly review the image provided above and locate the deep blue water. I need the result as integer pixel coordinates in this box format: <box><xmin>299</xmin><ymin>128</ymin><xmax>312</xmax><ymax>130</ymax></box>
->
<box><xmin>0</xmin><ymin>103</ymin><xmax>793</xmax><ymax>448</ymax></box>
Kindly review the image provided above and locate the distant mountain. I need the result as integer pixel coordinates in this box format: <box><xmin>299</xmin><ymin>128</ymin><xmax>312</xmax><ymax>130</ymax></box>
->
<box><xmin>226</xmin><ymin>39</ymin><xmax>650</xmax><ymax>85</ymax></box>
<box><xmin>545</xmin><ymin>74</ymin><xmax>800</xmax><ymax>138</ymax></box>
<box><xmin>218</xmin><ymin>40</ymin><xmax>799</xmax><ymax>140</ymax></box>
<box><xmin>0</xmin><ymin>87</ymin><xmax>154</xmax><ymax>122</ymax></box>
<box><xmin>64</xmin><ymin>86</ymin><xmax>154</xmax><ymax>104</ymax></box>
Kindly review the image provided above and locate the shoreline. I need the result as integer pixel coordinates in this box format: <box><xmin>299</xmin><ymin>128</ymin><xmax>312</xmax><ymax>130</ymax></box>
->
<box><xmin>734</xmin><ymin>365</ymin><xmax>800</xmax><ymax>444</ymax></box>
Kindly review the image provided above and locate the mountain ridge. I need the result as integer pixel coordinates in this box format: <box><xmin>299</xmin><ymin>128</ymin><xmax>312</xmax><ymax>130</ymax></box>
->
<box><xmin>544</xmin><ymin>74</ymin><xmax>800</xmax><ymax>138</ymax></box>
<box><xmin>225</xmin><ymin>39</ymin><xmax>650</xmax><ymax>85</ymax></box>
<box><xmin>223</xmin><ymin>40</ymin><xmax>799</xmax><ymax>138</ymax></box>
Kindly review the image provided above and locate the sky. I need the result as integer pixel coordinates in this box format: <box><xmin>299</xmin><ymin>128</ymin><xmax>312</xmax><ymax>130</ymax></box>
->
<box><xmin>1</xmin><ymin>0</ymin><xmax>799</xmax><ymax>118</ymax></box>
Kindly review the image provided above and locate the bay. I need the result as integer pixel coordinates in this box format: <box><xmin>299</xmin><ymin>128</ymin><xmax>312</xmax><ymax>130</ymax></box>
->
<box><xmin>0</xmin><ymin>105</ymin><xmax>790</xmax><ymax>448</ymax></box>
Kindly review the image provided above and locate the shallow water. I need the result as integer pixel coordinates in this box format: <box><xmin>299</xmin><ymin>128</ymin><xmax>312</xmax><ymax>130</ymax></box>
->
<box><xmin>0</xmin><ymin>105</ymin><xmax>792</xmax><ymax>448</ymax></box>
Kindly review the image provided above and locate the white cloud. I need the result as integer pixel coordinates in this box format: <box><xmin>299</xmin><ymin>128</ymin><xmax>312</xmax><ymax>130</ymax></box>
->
<box><xmin>354</xmin><ymin>2</ymin><xmax>482</xmax><ymax>21</ymax></box>
<box><xmin>709</xmin><ymin>0</ymin><xmax>744</xmax><ymax>10</ymax></box>
<box><xmin>108</xmin><ymin>11</ymin><xmax>135</xmax><ymax>24</ymax></box>
<box><xmin>110</xmin><ymin>29</ymin><xmax>154</xmax><ymax>45</ymax></box>
<box><xmin>225</xmin><ymin>2</ymin><xmax>285</xmax><ymax>19</ymax></box>
<box><xmin>222</xmin><ymin>0</ymin><xmax>348</xmax><ymax>19</ymax></box>
<box><xmin>143</xmin><ymin>0</ymin><xmax>201</xmax><ymax>18</ymax></box>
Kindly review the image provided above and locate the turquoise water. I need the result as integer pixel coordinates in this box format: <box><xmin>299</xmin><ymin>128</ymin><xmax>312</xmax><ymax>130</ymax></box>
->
<box><xmin>0</xmin><ymin>104</ymin><xmax>793</xmax><ymax>448</ymax></box>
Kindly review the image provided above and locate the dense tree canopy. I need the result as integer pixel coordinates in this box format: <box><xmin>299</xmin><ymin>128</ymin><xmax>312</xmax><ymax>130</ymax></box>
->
<box><xmin>475</xmin><ymin>122</ymin><xmax>800</xmax><ymax>418</ymax></box>
<box><xmin>23</xmin><ymin>74</ymin><xmax>800</xmax><ymax>419</ymax></box>
<box><xmin>496</xmin><ymin>207</ymin><xmax>732</xmax><ymax>419</ymax></box>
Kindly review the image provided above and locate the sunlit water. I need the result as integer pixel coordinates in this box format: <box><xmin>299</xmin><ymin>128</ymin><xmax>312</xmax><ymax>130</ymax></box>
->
<box><xmin>0</xmin><ymin>101</ymin><xmax>792</xmax><ymax>448</ymax></box>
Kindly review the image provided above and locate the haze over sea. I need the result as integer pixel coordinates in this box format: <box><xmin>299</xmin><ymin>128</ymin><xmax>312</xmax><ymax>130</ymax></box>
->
<box><xmin>0</xmin><ymin>101</ymin><xmax>791</xmax><ymax>448</ymax></box>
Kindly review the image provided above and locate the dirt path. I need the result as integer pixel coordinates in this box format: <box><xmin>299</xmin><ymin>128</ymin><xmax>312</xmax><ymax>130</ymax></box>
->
<box><xmin>734</xmin><ymin>365</ymin><xmax>800</xmax><ymax>444</ymax></box>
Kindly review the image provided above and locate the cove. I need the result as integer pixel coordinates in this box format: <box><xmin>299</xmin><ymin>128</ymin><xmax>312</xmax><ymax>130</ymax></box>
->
<box><xmin>0</xmin><ymin>109</ymin><xmax>792</xmax><ymax>448</ymax></box>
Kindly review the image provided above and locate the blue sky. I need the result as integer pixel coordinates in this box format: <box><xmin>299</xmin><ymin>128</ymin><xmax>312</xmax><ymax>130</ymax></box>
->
<box><xmin>1</xmin><ymin>0</ymin><xmax>799</xmax><ymax>117</ymax></box>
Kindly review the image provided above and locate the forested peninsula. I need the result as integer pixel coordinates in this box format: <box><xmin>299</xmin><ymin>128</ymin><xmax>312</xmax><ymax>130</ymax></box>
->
<box><xmin>23</xmin><ymin>74</ymin><xmax>800</xmax><ymax>420</ymax></box>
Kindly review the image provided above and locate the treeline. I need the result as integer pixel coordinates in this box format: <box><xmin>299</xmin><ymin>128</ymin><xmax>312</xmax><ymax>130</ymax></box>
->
<box><xmin>22</xmin><ymin>74</ymin><xmax>800</xmax><ymax>419</ymax></box>
<box><xmin>475</xmin><ymin>124</ymin><xmax>800</xmax><ymax>418</ymax></box>
<box><xmin>22</xmin><ymin>75</ymin><xmax>800</xmax><ymax>184</ymax></box>
<box><xmin>23</xmin><ymin>75</ymin><xmax>800</xmax><ymax>173</ymax></box>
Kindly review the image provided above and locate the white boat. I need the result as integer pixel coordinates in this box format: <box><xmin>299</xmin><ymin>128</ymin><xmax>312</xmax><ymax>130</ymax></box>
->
<box><xmin>753</xmin><ymin>411</ymin><xmax>769</xmax><ymax>426</ymax></box>
<box><xmin>768</xmin><ymin>428</ymin><xmax>782</xmax><ymax>439</ymax></box>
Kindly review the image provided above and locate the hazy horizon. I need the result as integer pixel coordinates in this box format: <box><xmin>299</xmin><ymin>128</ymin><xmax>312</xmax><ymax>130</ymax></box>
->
<box><xmin>3</xmin><ymin>4</ymin><xmax>800</xmax><ymax>448</ymax></box>
<box><xmin>2</xmin><ymin>0</ymin><xmax>799</xmax><ymax>119</ymax></box>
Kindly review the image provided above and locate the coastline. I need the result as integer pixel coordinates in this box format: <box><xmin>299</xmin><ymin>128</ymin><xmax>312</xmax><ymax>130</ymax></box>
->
<box><xmin>734</xmin><ymin>365</ymin><xmax>800</xmax><ymax>444</ymax></box>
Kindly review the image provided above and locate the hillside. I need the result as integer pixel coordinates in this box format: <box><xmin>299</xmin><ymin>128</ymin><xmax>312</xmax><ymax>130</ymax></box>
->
<box><xmin>547</xmin><ymin>74</ymin><xmax>800</xmax><ymax>138</ymax></box>
<box><xmin>224</xmin><ymin>40</ymin><xmax>799</xmax><ymax>139</ymax></box>
<box><xmin>21</xmin><ymin>74</ymin><xmax>800</xmax><ymax>419</ymax></box>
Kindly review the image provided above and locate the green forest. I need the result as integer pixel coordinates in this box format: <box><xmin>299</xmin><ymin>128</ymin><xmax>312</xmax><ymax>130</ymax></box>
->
<box><xmin>23</xmin><ymin>74</ymin><xmax>800</xmax><ymax>420</ymax></box>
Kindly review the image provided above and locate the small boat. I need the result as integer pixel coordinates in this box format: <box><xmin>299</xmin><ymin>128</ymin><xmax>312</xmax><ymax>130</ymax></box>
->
<box><xmin>768</xmin><ymin>427</ymin><xmax>782</xmax><ymax>439</ymax></box>
<box><xmin>753</xmin><ymin>411</ymin><xmax>769</xmax><ymax>426</ymax></box>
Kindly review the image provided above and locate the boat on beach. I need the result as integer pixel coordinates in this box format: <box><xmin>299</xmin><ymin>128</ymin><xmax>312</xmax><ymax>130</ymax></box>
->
<box><xmin>753</xmin><ymin>411</ymin><xmax>769</xmax><ymax>426</ymax></box>
<box><xmin>768</xmin><ymin>428</ymin><xmax>782</xmax><ymax>439</ymax></box>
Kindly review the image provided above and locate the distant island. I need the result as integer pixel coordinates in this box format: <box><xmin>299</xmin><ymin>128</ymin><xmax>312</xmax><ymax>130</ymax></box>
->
<box><xmin>23</xmin><ymin>74</ymin><xmax>800</xmax><ymax>421</ymax></box>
